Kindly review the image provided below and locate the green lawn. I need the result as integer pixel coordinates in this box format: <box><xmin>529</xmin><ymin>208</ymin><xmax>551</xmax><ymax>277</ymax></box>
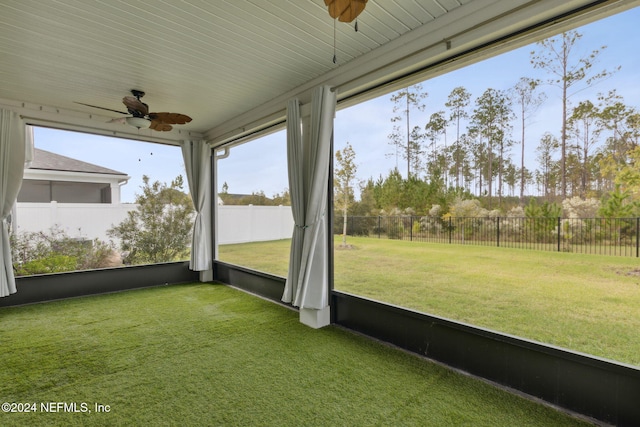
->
<box><xmin>0</xmin><ymin>284</ymin><xmax>590</xmax><ymax>426</ymax></box>
<box><xmin>219</xmin><ymin>236</ymin><xmax>640</xmax><ymax>366</ymax></box>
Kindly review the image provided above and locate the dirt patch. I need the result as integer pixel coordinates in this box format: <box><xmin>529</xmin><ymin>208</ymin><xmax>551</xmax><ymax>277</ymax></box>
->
<box><xmin>620</xmin><ymin>268</ymin><xmax>640</xmax><ymax>277</ymax></box>
<box><xmin>336</xmin><ymin>244</ymin><xmax>357</xmax><ymax>250</ymax></box>
<box><xmin>100</xmin><ymin>250</ymin><xmax>123</xmax><ymax>268</ymax></box>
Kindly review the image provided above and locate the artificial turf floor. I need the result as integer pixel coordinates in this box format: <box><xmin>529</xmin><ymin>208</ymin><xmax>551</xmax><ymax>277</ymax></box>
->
<box><xmin>0</xmin><ymin>283</ymin><xmax>592</xmax><ymax>426</ymax></box>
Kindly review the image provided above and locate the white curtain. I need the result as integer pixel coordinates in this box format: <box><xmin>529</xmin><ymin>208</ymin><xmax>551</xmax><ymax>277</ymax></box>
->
<box><xmin>282</xmin><ymin>86</ymin><xmax>336</xmax><ymax>309</ymax></box>
<box><xmin>285</xmin><ymin>98</ymin><xmax>304</xmax><ymax>305</ymax></box>
<box><xmin>1</xmin><ymin>111</ymin><xmax>33</xmax><ymax>297</ymax></box>
<box><xmin>181</xmin><ymin>140</ymin><xmax>212</xmax><ymax>273</ymax></box>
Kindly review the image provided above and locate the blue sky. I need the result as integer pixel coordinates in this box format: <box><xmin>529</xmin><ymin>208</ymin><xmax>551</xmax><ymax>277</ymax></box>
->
<box><xmin>34</xmin><ymin>128</ymin><xmax>187</xmax><ymax>203</ymax></box>
<box><xmin>35</xmin><ymin>6</ymin><xmax>640</xmax><ymax>202</ymax></box>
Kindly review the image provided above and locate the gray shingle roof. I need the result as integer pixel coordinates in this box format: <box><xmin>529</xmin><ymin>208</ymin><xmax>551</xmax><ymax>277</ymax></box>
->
<box><xmin>29</xmin><ymin>148</ymin><xmax>127</xmax><ymax>176</ymax></box>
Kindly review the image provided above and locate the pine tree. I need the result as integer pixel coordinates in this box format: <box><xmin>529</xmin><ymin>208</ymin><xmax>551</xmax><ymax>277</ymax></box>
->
<box><xmin>335</xmin><ymin>143</ymin><xmax>358</xmax><ymax>247</ymax></box>
<box><xmin>531</xmin><ymin>30</ymin><xmax>617</xmax><ymax>199</ymax></box>
<box><xmin>388</xmin><ymin>84</ymin><xmax>427</xmax><ymax>178</ymax></box>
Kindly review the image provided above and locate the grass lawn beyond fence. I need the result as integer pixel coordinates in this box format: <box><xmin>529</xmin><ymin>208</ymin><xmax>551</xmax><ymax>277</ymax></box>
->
<box><xmin>219</xmin><ymin>236</ymin><xmax>640</xmax><ymax>366</ymax></box>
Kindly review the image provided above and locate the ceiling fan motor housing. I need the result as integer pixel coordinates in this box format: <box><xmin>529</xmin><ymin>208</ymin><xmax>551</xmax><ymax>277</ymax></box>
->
<box><xmin>127</xmin><ymin>89</ymin><xmax>147</xmax><ymax>116</ymax></box>
<box><xmin>127</xmin><ymin>103</ymin><xmax>149</xmax><ymax>117</ymax></box>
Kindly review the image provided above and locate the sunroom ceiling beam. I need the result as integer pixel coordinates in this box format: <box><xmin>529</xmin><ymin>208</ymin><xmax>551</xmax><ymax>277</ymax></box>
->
<box><xmin>0</xmin><ymin>98</ymin><xmax>204</xmax><ymax>146</ymax></box>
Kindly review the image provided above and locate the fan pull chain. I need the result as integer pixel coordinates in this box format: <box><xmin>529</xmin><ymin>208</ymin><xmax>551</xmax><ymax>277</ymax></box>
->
<box><xmin>355</xmin><ymin>19</ymin><xmax>358</xmax><ymax>32</ymax></box>
<box><xmin>333</xmin><ymin>19</ymin><xmax>337</xmax><ymax>64</ymax></box>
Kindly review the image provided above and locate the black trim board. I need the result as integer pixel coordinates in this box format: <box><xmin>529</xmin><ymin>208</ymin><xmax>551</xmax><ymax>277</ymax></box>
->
<box><xmin>213</xmin><ymin>260</ymin><xmax>286</xmax><ymax>303</ymax></box>
<box><xmin>332</xmin><ymin>290</ymin><xmax>640</xmax><ymax>427</ymax></box>
<box><xmin>2</xmin><ymin>262</ymin><xmax>199</xmax><ymax>307</ymax></box>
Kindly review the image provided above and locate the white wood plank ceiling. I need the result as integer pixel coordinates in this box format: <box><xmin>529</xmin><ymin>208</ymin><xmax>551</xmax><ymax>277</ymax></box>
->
<box><xmin>0</xmin><ymin>0</ymin><xmax>636</xmax><ymax>145</ymax></box>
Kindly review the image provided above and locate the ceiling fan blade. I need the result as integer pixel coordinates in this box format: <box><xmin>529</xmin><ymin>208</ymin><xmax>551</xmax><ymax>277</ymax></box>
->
<box><xmin>149</xmin><ymin>112</ymin><xmax>192</xmax><ymax>125</ymax></box>
<box><xmin>325</xmin><ymin>0</ymin><xmax>349</xmax><ymax>19</ymax></box>
<box><xmin>149</xmin><ymin>120</ymin><xmax>173</xmax><ymax>132</ymax></box>
<box><xmin>324</xmin><ymin>0</ymin><xmax>367</xmax><ymax>22</ymax></box>
<box><xmin>79</xmin><ymin>92</ymin><xmax>189</xmax><ymax>131</ymax></box>
<box><xmin>122</xmin><ymin>96</ymin><xmax>149</xmax><ymax>116</ymax></box>
<box><xmin>342</xmin><ymin>0</ymin><xmax>367</xmax><ymax>22</ymax></box>
<box><xmin>74</xmin><ymin>102</ymin><xmax>129</xmax><ymax>115</ymax></box>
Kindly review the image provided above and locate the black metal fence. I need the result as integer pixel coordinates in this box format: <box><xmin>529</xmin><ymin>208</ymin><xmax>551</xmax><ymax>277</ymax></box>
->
<box><xmin>334</xmin><ymin>216</ymin><xmax>640</xmax><ymax>257</ymax></box>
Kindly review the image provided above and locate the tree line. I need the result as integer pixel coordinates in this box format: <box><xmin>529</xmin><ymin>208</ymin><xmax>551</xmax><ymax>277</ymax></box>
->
<box><xmin>334</xmin><ymin>29</ymin><xmax>640</xmax><ymax>219</ymax></box>
<box><xmin>218</xmin><ymin>181</ymin><xmax>291</xmax><ymax>206</ymax></box>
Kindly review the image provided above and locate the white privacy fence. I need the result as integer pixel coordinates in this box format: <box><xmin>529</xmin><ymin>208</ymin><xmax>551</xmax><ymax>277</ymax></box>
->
<box><xmin>216</xmin><ymin>205</ymin><xmax>293</xmax><ymax>244</ymax></box>
<box><xmin>14</xmin><ymin>202</ymin><xmax>293</xmax><ymax>245</ymax></box>
<box><xmin>14</xmin><ymin>202</ymin><xmax>138</xmax><ymax>242</ymax></box>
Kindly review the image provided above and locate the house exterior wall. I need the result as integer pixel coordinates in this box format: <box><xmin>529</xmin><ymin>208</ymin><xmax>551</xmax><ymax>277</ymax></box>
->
<box><xmin>21</xmin><ymin>169</ymin><xmax>128</xmax><ymax>204</ymax></box>
<box><xmin>19</xmin><ymin>180</ymin><xmax>114</xmax><ymax>203</ymax></box>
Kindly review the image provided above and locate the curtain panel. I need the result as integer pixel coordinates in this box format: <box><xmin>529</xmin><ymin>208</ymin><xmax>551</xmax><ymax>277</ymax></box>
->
<box><xmin>1</xmin><ymin>112</ymin><xmax>33</xmax><ymax>297</ymax></box>
<box><xmin>282</xmin><ymin>86</ymin><xmax>336</xmax><ymax>309</ymax></box>
<box><xmin>181</xmin><ymin>140</ymin><xmax>213</xmax><ymax>273</ymax></box>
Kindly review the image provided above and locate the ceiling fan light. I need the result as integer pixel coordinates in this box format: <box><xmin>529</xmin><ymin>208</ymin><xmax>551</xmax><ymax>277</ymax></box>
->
<box><xmin>126</xmin><ymin>117</ymin><xmax>150</xmax><ymax>129</ymax></box>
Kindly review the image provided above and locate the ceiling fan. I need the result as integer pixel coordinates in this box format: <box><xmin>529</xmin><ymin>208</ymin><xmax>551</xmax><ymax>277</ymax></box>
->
<box><xmin>76</xmin><ymin>90</ymin><xmax>192</xmax><ymax>131</ymax></box>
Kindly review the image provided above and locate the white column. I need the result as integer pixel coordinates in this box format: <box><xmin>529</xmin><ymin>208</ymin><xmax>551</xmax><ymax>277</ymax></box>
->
<box><xmin>110</xmin><ymin>183</ymin><xmax>120</xmax><ymax>204</ymax></box>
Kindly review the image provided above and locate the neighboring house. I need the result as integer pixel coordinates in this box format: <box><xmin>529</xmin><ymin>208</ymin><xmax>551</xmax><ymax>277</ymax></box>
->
<box><xmin>14</xmin><ymin>149</ymin><xmax>135</xmax><ymax>241</ymax></box>
<box><xmin>18</xmin><ymin>148</ymin><xmax>130</xmax><ymax>204</ymax></box>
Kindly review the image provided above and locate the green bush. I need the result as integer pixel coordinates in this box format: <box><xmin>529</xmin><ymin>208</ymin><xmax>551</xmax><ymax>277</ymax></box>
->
<box><xmin>10</xmin><ymin>227</ymin><xmax>117</xmax><ymax>276</ymax></box>
<box><xmin>15</xmin><ymin>255</ymin><xmax>78</xmax><ymax>276</ymax></box>
<box><xmin>412</xmin><ymin>219</ymin><xmax>422</xmax><ymax>236</ymax></box>
<box><xmin>387</xmin><ymin>221</ymin><xmax>404</xmax><ymax>240</ymax></box>
<box><xmin>525</xmin><ymin>199</ymin><xmax>561</xmax><ymax>243</ymax></box>
<box><xmin>108</xmin><ymin>175</ymin><xmax>193</xmax><ymax>264</ymax></box>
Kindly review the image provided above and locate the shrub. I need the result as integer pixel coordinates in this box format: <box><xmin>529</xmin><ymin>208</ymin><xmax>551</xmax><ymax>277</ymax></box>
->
<box><xmin>562</xmin><ymin>197</ymin><xmax>600</xmax><ymax>219</ymax></box>
<box><xmin>352</xmin><ymin>217</ymin><xmax>375</xmax><ymax>236</ymax></box>
<box><xmin>10</xmin><ymin>227</ymin><xmax>118</xmax><ymax>276</ymax></box>
<box><xmin>387</xmin><ymin>221</ymin><xmax>404</xmax><ymax>240</ymax></box>
<box><xmin>449</xmin><ymin>198</ymin><xmax>489</xmax><ymax>218</ymax></box>
<box><xmin>412</xmin><ymin>219</ymin><xmax>422</xmax><ymax>236</ymax></box>
<box><xmin>108</xmin><ymin>175</ymin><xmax>194</xmax><ymax>264</ymax></box>
<box><xmin>15</xmin><ymin>255</ymin><xmax>78</xmax><ymax>276</ymax></box>
<box><xmin>524</xmin><ymin>199</ymin><xmax>561</xmax><ymax>243</ymax></box>
<box><xmin>420</xmin><ymin>216</ymin><xmax>444</xmax><ymax>237</ymax></box>
<box><xmin>506</xmin><ymin>206</ymin><xmax>525</xmax><ymax>217</ymax></box>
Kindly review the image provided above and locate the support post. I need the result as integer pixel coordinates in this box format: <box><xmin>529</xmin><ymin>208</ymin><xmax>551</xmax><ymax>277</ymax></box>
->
<box><xmin>557</xmin><ymin>217</ymin><xmax>562</xmax><ymax>252</ymax></box>
<box><xmin>410</xmin><ymin>217</ymin><xmax>413</xmax><ymax>241</ymax></box>
<box><xmin>636</xmin><ymin>217</ymin><xmax>640</xmax><ymax>258</ymax></box>
<box><xmin>300</xmin><ymin>306</ymin><xmax>331</xmax><ymax>329</ymax></box>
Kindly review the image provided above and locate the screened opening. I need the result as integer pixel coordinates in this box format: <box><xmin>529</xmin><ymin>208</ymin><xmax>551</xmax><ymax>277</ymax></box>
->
<box><xmin>11</xmin><ymin>127</ymin><xmax>192</xmax><ymax>275</ymax></box>
<box><xmin>332</xmin><ymin>7</ymin><xmax>640</xmax><ymax>367</ymax></box>
<box><xmin>215</xmin><ymin>131</ymin><xmax>292</xmax><ymax>277</ymax></box>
